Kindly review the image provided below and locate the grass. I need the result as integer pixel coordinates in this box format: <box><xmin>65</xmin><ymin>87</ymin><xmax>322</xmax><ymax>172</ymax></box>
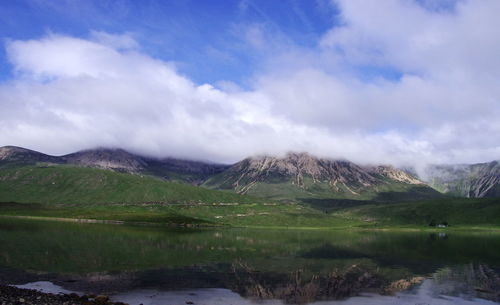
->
<box><xmin>336</xmin><ymin>197</ymin><xmax>500</xmax><ymax>228</ymax></box>
<box><xmin>0</xmin><ymin>201</ymin><xmax>365</xmax><ymax>228</ymax></box>
<box><xmin>1</xmin><ymin>197</ymin><xmax>500</xmax><ymax>230</ymax></box>
<box><xmin>0</xmin><ymin>202</ymin><xmax>210</xmax><ymax>224</ymax></box>
<box><xmin>0</xmin><ymin>164</ymin><xmax>263</xmax><ymax>205</ymax></box>
<box><xmin>0</xmin><ymin>164</ymin><xmax>499</xmax><ymax>230</ymax></box>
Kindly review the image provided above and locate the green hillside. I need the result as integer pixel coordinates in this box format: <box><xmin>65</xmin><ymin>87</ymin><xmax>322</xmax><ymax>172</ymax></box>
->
<box><xmin>0</xmin><ymin>164</ymin><xmax>261</xmax><ymax>205</ymax></box>
<box><xmin>0</xmin><ymin>164</ymin><xmax>499</xmax><ymax>229</ymax></box>
<box><xmin>338</xmin><ymin>197</ymin><xmax>500</xmax><ymax>227</ymax></box>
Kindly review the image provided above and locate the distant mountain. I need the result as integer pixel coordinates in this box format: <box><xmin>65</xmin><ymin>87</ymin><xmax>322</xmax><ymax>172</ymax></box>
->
<box><xmin>63</xmin><ymin>148</ymin><xmax>148</xmax><ymax>171</ymax></box>
<box><xmin>203</xmin><ymin>152</ymin><xmax>439</xmax><ymax>202</ymax></box>
<box><xmin>0</xmin><ymin>146</ymin><xmax>228</xmax><ymax>184</ymax></box>
<box><xmin>423</xmin><ymin>161</ymin><xmax>500</xmax><ymax>198</ymax></box>
<box><xmin>0</xmin><ymin>146</ymin><xmax>63</xmax><ymax>166</ymax></box>
<box><xmin>0</xmin><ymin>165</ymin><xmax>259</xmax><ymax>206</ymax></box>
<box><xmin>3</xmin><ymin>146</ymin><xmax>496</xmax><ymax>201</ymax></box>
<box><xmin>62</xmin><ymin>148</ymin><xmax>229</xmax><ymax>184</ymax></box>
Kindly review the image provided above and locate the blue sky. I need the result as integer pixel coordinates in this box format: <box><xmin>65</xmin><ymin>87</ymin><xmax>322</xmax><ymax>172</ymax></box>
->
<box><xmin>0</xmin><ymin>0</ymin><xmax>499</xmax><ymax>166</ymax></box>
<box><xmin>0</xmin><ymin>0</ymin><xmax>338</xmax><ymax>85</ymax></box>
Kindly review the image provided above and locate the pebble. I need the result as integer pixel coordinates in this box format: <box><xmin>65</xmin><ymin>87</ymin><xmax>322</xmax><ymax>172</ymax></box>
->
<box><xmin>0</xmin><ymin>285</ymin><xmax>128</xmax><ymax>305</ymax></box>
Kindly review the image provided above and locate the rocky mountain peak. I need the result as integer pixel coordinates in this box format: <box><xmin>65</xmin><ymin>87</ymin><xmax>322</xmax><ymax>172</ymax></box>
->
<box><xmin>203</xmin><ymin>152</ymin><xmax>437</xmax><ymax>200</ymax></box>
<box><xmin>0</xmin><ymin>146</ymin><xmax>27</xmax><ymax>160</ymax></box>
<box><xmin>366</xmin><ymin>165</ymin><xmax>423</xmax><ymax>185</ymax></box>
<box><xmin>216</xmin><ymin>152</ymin><xmax>385</xmax><ymax>194</ymax></box>
<box><xmin>62</xmin><ymin>148</ymin><xmax>148</xmax><ymax>171</ymax></box>
<box><xmin>238</xmin><ymin>152</ymin><xmax>325</xmax><ymax>177</ymax></box>
<box><xmin>238</xmin><ymin>153</ymin><xmax>352</xmax><ymax>180</ymax></box>
<box><xmin>61</xmin><ymin>148</ymin><xmax>229</xmax><ymax>183</ymax></box>
<box><xmin>423</xmin><ymin>161</ymin><xmax>500</xmax><ymax>197</ymax></box>
<box><xmin>0</xmin><ymin>146</ymin><xmax>62</xmax><ymax>164</ymax></box>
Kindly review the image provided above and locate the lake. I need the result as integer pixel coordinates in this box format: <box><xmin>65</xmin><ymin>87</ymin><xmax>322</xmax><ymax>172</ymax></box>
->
<box><xmin>0</xmin><ymin>218</ymin><xmax>499</xmax><ymax>304</ymax></box>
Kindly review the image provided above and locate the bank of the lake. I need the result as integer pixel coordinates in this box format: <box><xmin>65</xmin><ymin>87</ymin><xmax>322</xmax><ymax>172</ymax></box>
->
<box><xmin>1</xmin><ymin>196</ymin><xmax>499</xmax><ymax>230</ymax></box>
<box><xmin>0</xmin><ymin>284</ymin><xmax>127</xmax><ymax>305</ymax></box>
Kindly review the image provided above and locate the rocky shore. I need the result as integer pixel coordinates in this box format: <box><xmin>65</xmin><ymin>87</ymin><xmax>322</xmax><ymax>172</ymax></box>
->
<box><xmin>0</xmin><ymin>285</ymin><xmax>128</xmax><ymax>305</ymax></box>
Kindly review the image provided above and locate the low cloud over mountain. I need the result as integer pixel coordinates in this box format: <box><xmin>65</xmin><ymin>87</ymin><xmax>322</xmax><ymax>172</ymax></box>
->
<box><xmin>1</xmin><ymin>1</ymin><xmax>499</xmax><ymax>167</ymax></box>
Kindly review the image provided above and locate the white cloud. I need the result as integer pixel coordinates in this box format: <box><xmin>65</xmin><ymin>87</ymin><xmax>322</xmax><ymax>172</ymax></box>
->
<box><xmin>90</xmin><ymin>31</ymin><xmax>139</xmax><ymax>50</ymax></box>
<box><xmin>1</xmin><ymin>0</ymin><xmax>500</xmax><ymax>166</ymax></box>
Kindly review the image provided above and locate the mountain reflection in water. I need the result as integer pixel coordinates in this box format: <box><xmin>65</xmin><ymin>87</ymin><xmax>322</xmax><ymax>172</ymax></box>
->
<box><xmin>112</xmin><ymin>277</ymin><xmax>499</xmax><ymax>305</ymax></box>
<box><xmin>1</xmin><ymin>219</ymin><xmax>500</xmax><ymax>304</ymax></box>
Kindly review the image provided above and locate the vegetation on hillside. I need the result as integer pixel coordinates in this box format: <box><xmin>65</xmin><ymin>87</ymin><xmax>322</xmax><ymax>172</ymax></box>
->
<box><xmin>337</xmin><ymin>197</ymin><xmax>500</xmax><ymax>228</ymax></box>
<box><xmin>0</xmin><ymin>163</ymin><xmax>499</xmax><ymax>229</ymax></box>
<box><xmin>0</xmin><ymin>164</ymin><xmax>261</xmax><ymax>205</ymax></box>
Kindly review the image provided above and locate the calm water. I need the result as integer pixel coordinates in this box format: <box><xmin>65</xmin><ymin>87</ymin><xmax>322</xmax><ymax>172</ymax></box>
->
<box><xmin>0</xmin><ymin>218</ymin><xmax>499</xmax><ymax>304</ymax></box>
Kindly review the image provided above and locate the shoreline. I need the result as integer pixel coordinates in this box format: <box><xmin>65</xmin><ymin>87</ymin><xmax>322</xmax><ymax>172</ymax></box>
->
<box><xmin>2</xmin><ymin>214</ymin><xmax>500</xmax><ymax>232</ymax></box>
<box><xmin>0</xmin><ymin>284</ymin><xmax>127</xmax><ymax>305</ymax></box>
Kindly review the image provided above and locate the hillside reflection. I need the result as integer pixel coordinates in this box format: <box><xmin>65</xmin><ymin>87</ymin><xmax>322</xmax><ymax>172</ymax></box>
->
<box><xmin>1</xmin><ymin>219</ymin><xmax>500</xmax><ymax>303</ymax></box>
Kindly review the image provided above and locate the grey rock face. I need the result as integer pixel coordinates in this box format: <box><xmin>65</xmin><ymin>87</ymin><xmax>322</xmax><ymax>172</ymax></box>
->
<box><xmin>365</xmin><ymin>165</ymin><xmax>423</xmax><ymax>185</ymax></box>
<box><xmin>62</xmin><ymin>148</ymin><xmax>229</xmax><ymax>183</ymax></box>
<box><xmin>63</xmin><ymin>148</ymin><xmax>148</xmax><ymax>171</ymax></box>
<box><xmin>0</xmin><ymin>146</ymin><xmax>63</xmax><ymax>165</ymax></box>
<box><xmin>205</xmin><ymin>152</ymin><xmax>425</xmax><ymax>196</ymax></box>
<box><xmin>422</xmin><ymin>161</ymin><xmax>500</xmax><ymax>198</ymax></box>
<box><xmin>230</xmin><ymin>153</ymin><xmax>377</xmax><ymax>187</ymax></box>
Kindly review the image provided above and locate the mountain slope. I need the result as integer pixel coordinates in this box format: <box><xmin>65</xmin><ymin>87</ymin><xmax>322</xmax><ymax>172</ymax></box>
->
<box><xmin>62</xmin><ymin>148</ymin><xmax>148</xmax><ymax>172</ymax></box>
<box><xmin>63</xmin><ymin>148</ymin><xmax>230</xmax><ymax>184</ymax></box>
<box><xmin>343</xmin><ymin>197</ymin><xmax>500</xmax><ymax>227</ymax></box>
<box><xmin>0</xmin><ymin>146</ymin><xmax>63</xmax><ymax>167</ymax></box>
<box><xmin>203</xmin><ymin>152</ymin><xmax>439</xmax><ymax>202</ymax></box>
<box><xmin>0</xmin><ymin>146</ymin><xmax>228</xmax><ymax>184</ymax></box>
<box><xmin>423</xmin><ymin>161</ymin><xmax>500</xmax><ymax>198</ymax></box>
<box><xmin>0</xmin><ymin>164</ymin><xmax>260</xmax><ymax>205</ymax></box>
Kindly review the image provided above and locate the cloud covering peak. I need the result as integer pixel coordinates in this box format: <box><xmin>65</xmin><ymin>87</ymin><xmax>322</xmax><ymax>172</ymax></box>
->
<box><xmin>1</xmin><ymin>0</ymin><xmax>499</xmax><ymax>166</ymax></box>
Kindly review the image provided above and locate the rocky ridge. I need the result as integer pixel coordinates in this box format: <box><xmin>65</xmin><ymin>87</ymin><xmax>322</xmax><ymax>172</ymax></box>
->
<box><xmin>2</xmin><ymin>146</ymin><xmax>498</xmax><ymax>198</ymax></box>
<box><xmin>0</xmin><ymin>146</ymin><xmax>63</xmax><ymax>165</ymax></box>
<box><xmin>423</xmin><ymin>161</ymin><xmax>500</xmax><ymax>198</ymax></box>
<box><xmin>366</xmin><ymin>165</ymin><xmax>423</xmax><ymax>185</ymax></box>
<box><xmin>228</xmin><ymin>153</ymin><xmax>378</xmax><ymax>188</ymax></box>
<box><xmin>0</xmin><ymin>146</ymin><xmax>228</xmax><ymax>184</ymax></box>
<box><xmin>63</xmin><ymin>149</ymin><xmax>148</xmax><ymax>172</ymax></box>
<box><xmin>203</xmin><ymin>152</ymin><xmax>427</xmax><ymax>199</ymax></box>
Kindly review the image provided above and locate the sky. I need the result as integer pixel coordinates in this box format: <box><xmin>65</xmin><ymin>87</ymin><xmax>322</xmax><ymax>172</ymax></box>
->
<box><xmin>0</xmin><ymin>0</ymin><xmax>499</xmax><ymax>167</ymax></box>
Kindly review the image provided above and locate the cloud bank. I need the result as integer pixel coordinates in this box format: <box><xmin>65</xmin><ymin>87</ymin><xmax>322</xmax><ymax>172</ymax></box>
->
<box><xmin>1</xmin><ymin>0</ymin><xmax>499</xmax><ymax>166</ymax></box>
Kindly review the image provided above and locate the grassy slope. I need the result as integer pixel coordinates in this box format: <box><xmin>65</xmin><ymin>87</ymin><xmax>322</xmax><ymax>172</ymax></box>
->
<box><xmin>1</xmin><ymin>165</ymin><xmax>499</xmax><ymax>229</ymax></box>
<box><xmin>0</xmin><ymin>165</ymin><xmax>261</xmax><ymax>205</ymax></box>
<box><xmin>0</xmin><ymin>165</ymin><xmax>361</xmax><ymax>227</ymax></box>
<box><xmin>337</xmin><ymin>197</ymin><xmax>500</xmax><ymax>228</ymax></box>
<box><xmin>2</xmin><ymin>197</ymin><xmax>499</xmax><ymax>230</ymax></box>
<box><xmin>0</xmin><ymin>202</ymin><xmax>364</xmax><ymax>228</ymax></box>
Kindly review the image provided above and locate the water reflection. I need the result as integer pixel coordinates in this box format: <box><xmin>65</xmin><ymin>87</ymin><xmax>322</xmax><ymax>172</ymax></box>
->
<box><xmin>0</xmin><ymin>219</ymin><xmax>499</xmax><ymax>304</ymax></box>
<box><xmin>432</xmin><ymin>264</ymin><xmax>500</xmax><ymax>302</ymax></box>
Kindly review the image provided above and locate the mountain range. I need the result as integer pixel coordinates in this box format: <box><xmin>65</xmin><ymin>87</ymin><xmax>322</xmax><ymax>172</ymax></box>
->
<box><xmin>0</xmin><ymin>146</ymin><xmax>228</xmax><ymax>184</ymax></box>
<box><xmin>1</xmin><ymin>146</ymin><xmax>499</xmax><ymax>202</ymax></box>
<box><xmin>202</xmin><ymin>153</ymin><xmax>437</xmax><ymax>202</ymax></box>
